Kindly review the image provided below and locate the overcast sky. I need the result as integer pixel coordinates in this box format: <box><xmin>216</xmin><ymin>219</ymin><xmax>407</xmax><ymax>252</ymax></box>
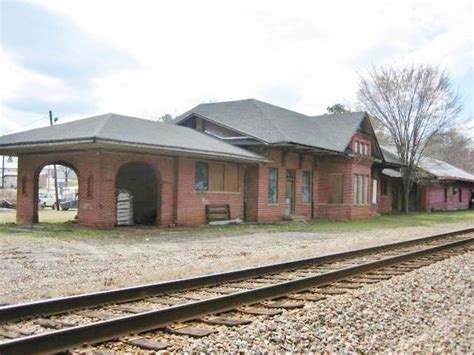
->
<box><xmin>0</xmin><ymin>0</ymin><xmax>473</xmax><ymax>136</ymax></box>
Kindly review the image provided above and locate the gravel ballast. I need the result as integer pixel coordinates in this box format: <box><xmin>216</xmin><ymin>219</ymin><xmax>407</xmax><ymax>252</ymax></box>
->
<box><xmin>173</xmin><ymin>252</ymin><xmax>473</xmax><ymax>353</ymax></box>
<box><xmin>0</xmin><ymin>221</ymin><xmax>473</xmax><ymax>303</ymax></box>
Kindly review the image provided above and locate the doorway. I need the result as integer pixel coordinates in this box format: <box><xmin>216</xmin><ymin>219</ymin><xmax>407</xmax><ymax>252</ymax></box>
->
<box><xmin>115</xmin><ymin>162</ymin><xmax>159</xmax><ymax>225</ymax></box>
<box><xmin>286</xmin><ymin>170</ymin><xmax>295</xmax><ymax>215</ymax></box>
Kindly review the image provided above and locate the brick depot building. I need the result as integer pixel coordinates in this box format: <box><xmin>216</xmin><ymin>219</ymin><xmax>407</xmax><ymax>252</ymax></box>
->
<box><xmin>0</xmin><ymin>99</ymin><xmax>472</xmax><ymax>228</ymax></box>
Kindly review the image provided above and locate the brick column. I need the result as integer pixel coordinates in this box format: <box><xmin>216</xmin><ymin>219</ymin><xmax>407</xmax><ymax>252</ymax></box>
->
<box><xmin>16</xmin><ymin>155</ymin><xmax>38</xmax><ymax>224</ymax></box>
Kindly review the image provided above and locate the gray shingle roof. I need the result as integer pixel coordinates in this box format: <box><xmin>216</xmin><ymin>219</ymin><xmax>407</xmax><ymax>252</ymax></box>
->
<box><xmin>380</xmin><ymin>146</ymin><xmax>404</xmax><ymax>165</ymax></box>
<box><xmin>418</xmin><ymin>157</ymin><xmax>474</xmax><ymax>182</ymax></box>
<box><xmin>0</xmin><ymin>113</ymin><xmax>266</xmax><ymax>162</ymax></box>
<box><xmin>175</xmin><ymin>99</ymin><xmax>367</xmax><ymax>153</ymax></box>
<box><xmin>381</xmin><ymin>147</ymin><xmax>474</xmax><ymax>182</ymax></box>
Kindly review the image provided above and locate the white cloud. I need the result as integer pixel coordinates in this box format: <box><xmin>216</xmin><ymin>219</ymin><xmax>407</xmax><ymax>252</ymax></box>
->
<box><xmin>2</xmin><ymin>0</ymin><xmax>472</xmax><ymax>129</ymax></box>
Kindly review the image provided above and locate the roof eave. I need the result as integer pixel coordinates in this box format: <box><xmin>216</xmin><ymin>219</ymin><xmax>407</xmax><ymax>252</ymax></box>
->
<box><xmin>94</xmin><ymin>138</ymin><xmax>269</xmax><ymax>163</ymax></box>
<box><xmin>0</xmin><ymin>138</ymin><xmax>269</xmax><ymax>164</ymax></box>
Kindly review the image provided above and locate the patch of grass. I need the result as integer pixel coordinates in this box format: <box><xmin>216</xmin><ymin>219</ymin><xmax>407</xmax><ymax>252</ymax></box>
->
<box><xmin>0</xmin><ymin>210</ymin><xmax>472</xmax><ymax>240</ymax></box>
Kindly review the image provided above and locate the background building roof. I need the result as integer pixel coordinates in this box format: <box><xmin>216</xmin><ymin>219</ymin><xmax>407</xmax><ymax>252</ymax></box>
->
<box><xmin>418</xmin><ymin>157</ymin><xmax>474</xmax><ymax>182</ymax></box>
<box><xmin>175</xmin><ymin>99</ymin><xmax>368</xmax><ymax>154</ymax></box>
<box><xmin>0</xmin><ymin>113</ymin><xmax>266</xmax><ymax>163</ymax></box>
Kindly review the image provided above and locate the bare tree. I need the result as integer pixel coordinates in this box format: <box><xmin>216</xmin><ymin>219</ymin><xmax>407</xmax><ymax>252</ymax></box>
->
<box><xmin>424</xmin><ymin>128</ymin><xmax>473</xmax><ymax>174</ymax></box>
<box><xmin>357</xmin><ymin>64</ymin><xmax>462</xmax><ymax>212</ymax></box>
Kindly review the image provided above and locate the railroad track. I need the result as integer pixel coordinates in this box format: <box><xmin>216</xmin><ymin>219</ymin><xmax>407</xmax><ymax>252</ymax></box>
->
<box><xmin>0</xmin><ymin>228</ymin><xmax>472</xmax><ymax>354</ymax></box>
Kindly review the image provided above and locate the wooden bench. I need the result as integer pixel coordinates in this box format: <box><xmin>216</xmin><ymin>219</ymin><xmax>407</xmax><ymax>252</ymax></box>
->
<box><xmin>206</xmin><ymin>204</ymin><xmax>231</xmax><ymax>223</ymax></box>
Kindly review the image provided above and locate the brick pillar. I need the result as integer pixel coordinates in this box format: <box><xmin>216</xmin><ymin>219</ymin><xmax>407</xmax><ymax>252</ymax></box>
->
<box><xmin>16</xmin><ymin>156</ymin><xmax>38</xmax><ymax>224</ymax></box>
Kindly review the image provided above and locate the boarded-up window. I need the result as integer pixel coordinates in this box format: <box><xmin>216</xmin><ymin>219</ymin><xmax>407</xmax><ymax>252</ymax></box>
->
<box><xmin>372</xmin><ymin>179</ymin><xmax>377</xmax><ymax>204</ymax></box>
<box><xmin>268</xmin><ymin>168</ymin><xmax>278</xmax><ymax>203</ymax></box>
<box><xmin>354</xmin><ymin>174</ymin><xmax>370</xmax><ymax>205</ymax></box>
<box><xmin>444</xmin><ymin>187</ymin><xmax>448</xmax><ymax>202</ymax></box>
<box><xmin>302</xmin><ymin>171</ymin><xmax>311</xmax><ymax>203</ymax></box>
<box><xmin>459</xmin><ymin>188</ymin><xmax>462</xmax><ymax>202</ymax></box>
<box><xmin>224</xmin><ymin>164</ymin><xmax>239</xmax><ymax>192</ymax></box>
<box><xmin>329</xmin><ymin>173</ymin><xmax>343</xmax><ymax>204</ymax></box>
<box><xmin>195</xmin><ymin>162</ymin><xmax>209</xmax><ymax>191</ymax></box>
<box><xmin>209</xmin><ymin>164</ymin><xmax>225</xmax><ymax>191</ymax></box>
<box><xmin>196</xmin><ymin>162</ymin><xmax>239</xmax><ymax>192</ymax></box>
<box><xmin>363</xmin><ymin>176</ymin><xmax>369</xmax><ymax>204</ymax></box>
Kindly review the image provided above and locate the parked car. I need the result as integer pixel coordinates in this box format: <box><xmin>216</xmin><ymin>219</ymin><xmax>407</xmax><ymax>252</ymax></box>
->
<box><xmin>38</xmin><ymin>192</ymin><xmax>59</xmax><ymax>208</ymax></box>
<box><xmin>60</xmin><ymin>198</ymin><xmax>78</xmax><ymax>210</ymax></box>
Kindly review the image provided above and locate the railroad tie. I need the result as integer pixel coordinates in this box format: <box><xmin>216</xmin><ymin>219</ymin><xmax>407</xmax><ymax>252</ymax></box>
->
<box><xmin>345</xmin><ymin>277</ymin><xmax>380</xmax><ymax>284</ymax></box>
<box><xmin>360</xmin><ymin>274</ymin><xmax>392</xmax><ymax>280</ymax></box>
<box><xmin>201</xmin><ymin>316</ymin><xmax>252</xmax><ymax>326</ymax></box>
<box><xmin>35</xmin><ymin>318</ymin><xmax>74</xmax><ymax>329</ymax></box>
<box><xmin>311</xmin><ymin>287</ymin><xmax>347</xmax><ymax>295</ymax></box>
<box><xmin>237</xmin><ymin>307</ymin><xmax>283</xmax><ymax>316</ymax></box>
<box><xmin>147</xmin><ymin>297</ymin><xmax>183</xmax><ymax>305</ymax></box>
<box><xmin>166</xmin><ymin>325</ymin><xmax>217</xmax><ymax>337</ymax></box>
<box><xmin>333</xmin><ymin>282</ymin><xmax>364</xmax><ymax>289</ymax></box>
<box><xmin>2</xmin><ymin>325</ymin><xmax>35</xmax><ymax>336</ymax></box>
<box><xmin>370</xmin><ymin>270</ymin><xmax>406</xmax><ymax>276</ymax></box>
<box><xmin>79</xmin><ymin>310</ymin><xmax>116</xmax><ymax>320</ymax></box>
<box><xmin>208</xmin><ymin>287</ymin><xmax>245</xmax><ymax>294</ymax></box>
<box><xmin>0</xmin><ymin>329</ymin><xmax>20</xmax><ymax>339</ymax></box>
<box><xmin>110</xmin><ymin>305</ymin><xmax>152</xmax><ymax>314</ymax></box>
<box><xmin>127</xmin><ymin>337</ymin><xmax>169</xmax><ymax>351</ymax></box>
<box><xmin>262</xmin><ymin>301</ymin><xmax>305</xmax><ymax>309</ymax></box>
<box><xmin>288</xmin><ymin>293</ymin><xmax>327</xmax><ymax>302</ymax></box>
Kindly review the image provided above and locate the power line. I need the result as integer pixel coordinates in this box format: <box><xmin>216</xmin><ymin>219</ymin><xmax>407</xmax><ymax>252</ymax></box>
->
<box><xmin>2</xmin><ymin>117</ymin><xmax>47</xmax><ymax>135</ymax></box>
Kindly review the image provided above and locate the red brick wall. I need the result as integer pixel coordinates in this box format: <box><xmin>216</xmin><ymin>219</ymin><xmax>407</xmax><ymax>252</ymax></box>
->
<box><xmin>314</xmin><ymin>155</ymin><xmax>377</xmax><ymax>220</ymax></box>
<box><xmin>243</xmin><ymin>166</ymin><xmax>259</xmax><ymax>222</ymax></box>
<box><xmin>423</xmin><ymin>183</ymin><xmax>473</xmax><ymax>211</ymax></box>
<box><xmin>175</xmin><ymin>158</ymin><xmax>246</xmax><ymax>226</ymax></box>
<box><xmin>98</xmin><ymin>151</ymin><xmax>175</xmax><ymax>228</ymax></box>
<box><xmin>378</xmin><ymin>178</ymin><xmax>394</xmax><ymax>214</ymax></box>
<box><xmin>16</xmin><ymin>150</ymin><xmax>249</xmax><ymax>228</ymax></box>
<box><xmin>252</xmin><ymin>150</ymin><xmax>313</xmax><ymax>222</ymax></box>
<box><xmin>17</xmin><ymin>151</ymin><xmax>104</xmax><ymax>227</ymax></box>
<box><xmin>371</xmin><ymin>167</ymin><xmax>394</xmax><ymax>214</ymax></box>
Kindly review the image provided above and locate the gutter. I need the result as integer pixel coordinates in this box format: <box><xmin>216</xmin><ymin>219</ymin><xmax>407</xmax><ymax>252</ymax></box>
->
<box><xmin>0</xmin><ymin>138</ymin><xmax>269</xmax><ymax>164</ymax></box>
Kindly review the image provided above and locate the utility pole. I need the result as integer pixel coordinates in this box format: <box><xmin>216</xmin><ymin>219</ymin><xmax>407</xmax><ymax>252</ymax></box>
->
<box><xmin>49</xmin><ymin>110</ymin><xmax>60</xmax><ymax>210</ymax></box>
<box><xmin>1</xmin><ymin>155</ymin><xmax>4</xmax><ymax>189</ymax></box>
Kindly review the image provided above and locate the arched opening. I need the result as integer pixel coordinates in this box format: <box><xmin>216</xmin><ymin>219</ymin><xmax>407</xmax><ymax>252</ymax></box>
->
<box><xmin>115</xmin><ymin>162</ymin><xmax>159</xmax><ymax>226</ymax></box>
<box><xmin>35</xmin><ymin>162</ymin><xmax>79</xmax><ymax>223</ymax></box>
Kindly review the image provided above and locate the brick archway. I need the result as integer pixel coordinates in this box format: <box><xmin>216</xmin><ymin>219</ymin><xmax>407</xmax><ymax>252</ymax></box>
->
<box><xmin>115</xmin><ymin>162</ymin><xmax>161</xmax><ymax>226</ymax></box>
<box><xmin>33</xmin><ymin>160</ymin><xmax>80</xmax><ymax>223</ymax></box>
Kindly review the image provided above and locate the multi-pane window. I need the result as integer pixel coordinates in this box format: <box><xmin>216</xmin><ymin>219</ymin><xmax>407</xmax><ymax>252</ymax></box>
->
<box><xmin>195</xmin><ymin>162</ymin><xmax>209</xmax><ymax>191</ymax></box>
<box><xmin>354</xmin><ymin>141</ymin><xmax>370</xmax><ymax>156</ymax></box>
<box><xmin>329</xmin><ymin>173</ymin><xmax>343</xmax><ymax>204</ymax></box>
<box><xmin>353</xmin><ymin>174</ymin><xmax>369</xmax><ymax>205</ymax></box>
<box><xmin>302</xmin><ymin>171</ymin><xmax>311</xmax><ymax>203</ymax></box>
<box><xmin>195</xmin><ymin>162</ymin><xmax>239</xmax><ymax>192</ymax></box>
<box><xmin>268</xmin><ymin>168</ymin><xmax>278</xmax><ymax>203</ymax></box>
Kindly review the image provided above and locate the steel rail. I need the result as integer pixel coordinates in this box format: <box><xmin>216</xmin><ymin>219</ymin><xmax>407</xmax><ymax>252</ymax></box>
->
<box><xmin>0</xmin><ymin>236</ymin><xmax>472</xmax><ymax>355</ymax></box>
<box><xmin>0</xmin><ymin>227</ymin><xmax>472</xmax><ymax>323</ymax></box>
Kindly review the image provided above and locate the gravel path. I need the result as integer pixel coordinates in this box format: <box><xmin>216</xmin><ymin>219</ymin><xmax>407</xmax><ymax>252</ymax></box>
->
<box><xmin>0</xmin><ymin>221</ymin><xmax>473</xmax><ymax>304</ymax></box>
<box><xmin>175</xmin><ymin>251</ymin><xmax>474</xmax><ymax>353</ymax></box>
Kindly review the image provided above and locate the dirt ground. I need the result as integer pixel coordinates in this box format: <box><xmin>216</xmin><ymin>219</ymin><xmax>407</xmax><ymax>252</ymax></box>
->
<box><xmin>1</xmin><ymin>218</ymin><xmax>473</xmax><ymax>305</ymax></box>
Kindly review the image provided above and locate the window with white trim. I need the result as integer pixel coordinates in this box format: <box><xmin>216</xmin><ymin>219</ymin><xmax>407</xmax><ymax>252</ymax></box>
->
<box><xmin>353</xmin><ymin>174</ymin><xmax>369</xmax><ymax>205</ymax></box>
<box><xmin>372</xmin><ymin>179</ymin><xmax>378</xmax><ymax>204</ymax></box>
